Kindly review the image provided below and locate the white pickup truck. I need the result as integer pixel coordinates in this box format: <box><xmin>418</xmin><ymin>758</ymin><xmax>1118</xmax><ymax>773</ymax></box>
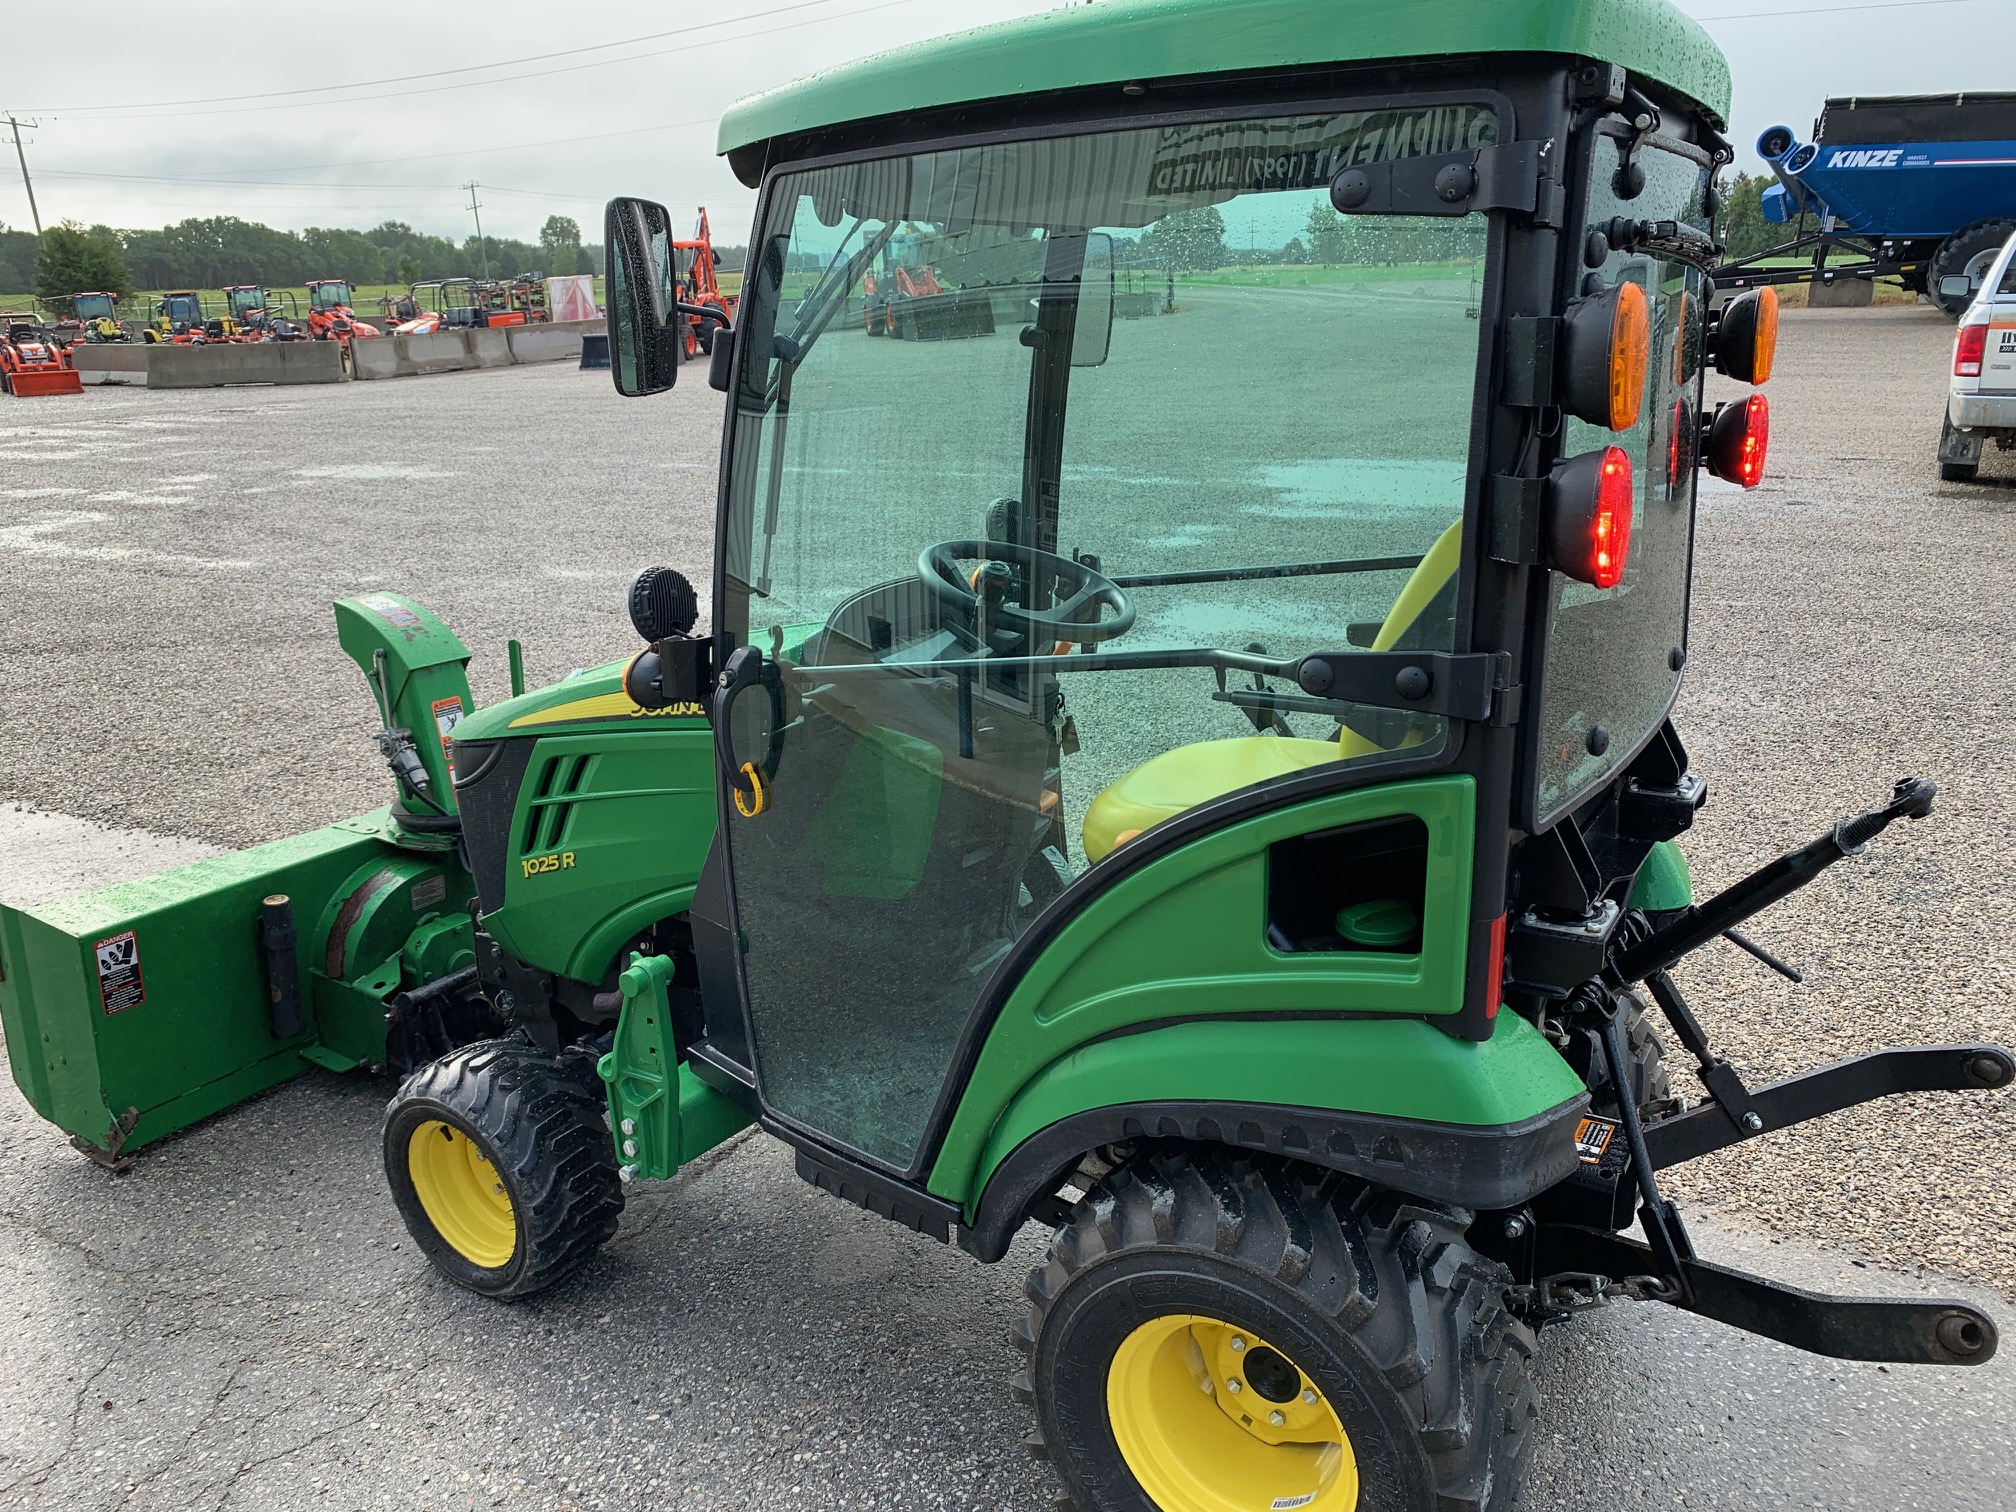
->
<box><xmin>1940</xmin><ymin>229</ymin><xmax>2016</xmax><ymax>481</ymax></box>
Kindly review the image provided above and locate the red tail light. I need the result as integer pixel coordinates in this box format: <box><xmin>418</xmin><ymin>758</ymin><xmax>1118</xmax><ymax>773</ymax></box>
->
<box><xmin>1956</xmin><ymin>322</ymin><xmax>1988</xmax><ymax>378</ymax></box>
<box><xmin>1546</xmin><ymin>445</ymin><xmax>1635</xmax><ymax>589</ymax></box>
<box><xmin>1590</xmin><ymin>447</ymin><xmax>1634</xmax><ymax>589</ymax></box>
<box><xmin>1706</xmin><ymin>393</ymin><xmax>1770</xmax><ymax>489</ymax></box>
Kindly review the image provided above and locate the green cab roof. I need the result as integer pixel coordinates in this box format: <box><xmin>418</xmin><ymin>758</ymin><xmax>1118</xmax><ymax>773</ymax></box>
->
<box><xmin>718</xmin><ymin>0</ymin><xmax>1730</xmax><ymax>164</ymax></box>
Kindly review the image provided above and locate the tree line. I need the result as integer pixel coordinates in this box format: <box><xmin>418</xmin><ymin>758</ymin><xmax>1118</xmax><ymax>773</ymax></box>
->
<box><xmin>0</xmin><ymin>214</ymin><xmax>627</xmax><ymax>307</ymax></box>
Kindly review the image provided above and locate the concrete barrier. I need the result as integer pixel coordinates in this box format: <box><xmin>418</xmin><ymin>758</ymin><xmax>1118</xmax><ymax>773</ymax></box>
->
<box><xmin>507</xmin><ymin>318</ymin><xmax>606</xmax><ymax>365</ymax></box>
<box><xmin>1807</xmin><ymin>277</ymin><xmax>1876</xmax><ymax>309</ymax></box>
<box><xmin>71</xmin><ymin>345</ymin><xmax>150</xmax><ymax>385</ymax></box>
<box><xmin>143</xmin><ymin>341</ymin><xmax>347</xmax><ymax>388</ymax></box>
<box><xmin>351</xmin><ymin>319</ymin><xmax>609</xmax><ymax>380</ymax></box>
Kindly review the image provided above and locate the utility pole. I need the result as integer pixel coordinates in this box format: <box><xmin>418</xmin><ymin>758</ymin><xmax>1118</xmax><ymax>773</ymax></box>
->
<box><xmin>464</xmin><ymin>181</ymin><xmax>489</xmax><ymax>280</ymax></box>
<box><xmin>5</xmin><ymin>114</ymin><xmax>41</xmax><ymax>236</ymax></box>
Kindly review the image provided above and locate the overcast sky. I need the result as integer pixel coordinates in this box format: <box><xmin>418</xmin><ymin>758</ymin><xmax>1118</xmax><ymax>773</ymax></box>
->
<box><xmin>4</xmin><ymin>0</ymin><xmax>2010</xmax><ymax>247</ymax></box>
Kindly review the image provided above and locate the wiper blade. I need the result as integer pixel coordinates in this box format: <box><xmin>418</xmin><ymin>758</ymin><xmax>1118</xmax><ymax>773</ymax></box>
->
<box><xmin>773</xmin><ymin>219</ymin><xmax>898</xmax><ymax>365</ymax></box>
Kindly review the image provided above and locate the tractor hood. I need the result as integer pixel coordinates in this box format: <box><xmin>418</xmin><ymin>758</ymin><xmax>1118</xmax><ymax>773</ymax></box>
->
<box><xmin>452</xmin><ymin>660</ymin><xmax>707</xmax><ymax>744</ymax></box>
<box><xmin>717</xmin><ymin>0</ymin><xmax>1730</xmax><ymax>181</ymax></box>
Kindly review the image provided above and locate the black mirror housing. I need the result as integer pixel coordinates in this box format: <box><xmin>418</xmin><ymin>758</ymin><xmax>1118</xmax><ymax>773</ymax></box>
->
<box><xmin>605</xmin><ymin>196</ymin><xmax>684</xmax><ymax>397</ymax></box>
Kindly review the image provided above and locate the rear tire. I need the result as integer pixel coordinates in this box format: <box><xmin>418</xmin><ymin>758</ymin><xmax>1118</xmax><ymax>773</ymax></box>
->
<box><xmin>1930</xmin><ymin>219</ymin><xmax>2016</xmax><ymax>317</ymax></box>
<box><xmin>1018</xmin><ymin>1149</ymin><xmax>1538</xmax><ymax>1512</ymax></box>
<box><xmin>384</xmin><ymin>1038</ymin><xmax>622</xmax><ymax>1299</ymax></box>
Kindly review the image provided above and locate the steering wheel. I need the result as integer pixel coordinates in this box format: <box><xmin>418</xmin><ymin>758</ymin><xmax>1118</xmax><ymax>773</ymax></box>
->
<box><xmin>918</xmin><ymin>539</ymin><xmax>1135</xmax><ymax>644</ymax></box>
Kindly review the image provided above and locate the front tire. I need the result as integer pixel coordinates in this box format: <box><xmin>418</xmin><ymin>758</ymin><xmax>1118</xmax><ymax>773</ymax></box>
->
<box><xmin>1018</xmin><ymin>1150</ymin><xmax>1538</xmax><ymax>1512</ymax></box>
<box><xmin>384</xmin><ymin>1039</ymin><xmax>622</xmax><ymax>1299</ymax></box>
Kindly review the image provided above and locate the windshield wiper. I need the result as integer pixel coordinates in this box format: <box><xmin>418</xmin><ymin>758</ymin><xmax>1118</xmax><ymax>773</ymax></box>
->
<box><xmin>772</xmin><ymin>219</ymin><xmax>899</xmax><ymax>366</ymax></box>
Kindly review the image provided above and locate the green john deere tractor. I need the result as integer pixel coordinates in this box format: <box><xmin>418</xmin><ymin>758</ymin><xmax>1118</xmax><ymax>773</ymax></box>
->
<box><xmin>4</xmin><ymin>2</ymin><xmax>2013</xmax><ymax>1508</ymax></box>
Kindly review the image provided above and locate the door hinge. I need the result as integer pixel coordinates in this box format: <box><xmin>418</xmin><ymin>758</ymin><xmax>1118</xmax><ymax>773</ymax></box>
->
<box><xmin>1292</xmin><ymin>649</ymin><xmax>1511</xmax><ymax>723</ymax></box>
<box><xmin>1332</xmin><ymin>139</ymin><xmax>1560</xmax><ymax>223</ymax></box>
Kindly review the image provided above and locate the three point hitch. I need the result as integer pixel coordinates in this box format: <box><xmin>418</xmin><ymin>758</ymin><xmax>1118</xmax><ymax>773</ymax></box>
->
<box><xmin>1510</xmin><ymin>777</ymin><xmax>2012</xmax><ymax>1366</ymax></box>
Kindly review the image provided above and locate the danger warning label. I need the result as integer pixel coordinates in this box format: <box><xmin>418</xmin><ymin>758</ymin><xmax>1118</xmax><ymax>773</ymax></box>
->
<box><xmin>94</xmin><ymin>930</ymin><xmax>146</xmax><ymax>1015</ymax></box>
<box><xmin>1573</xmin><ymin>1116</ymin><xmax>1617</xmax><ymax>1166</ymax></box>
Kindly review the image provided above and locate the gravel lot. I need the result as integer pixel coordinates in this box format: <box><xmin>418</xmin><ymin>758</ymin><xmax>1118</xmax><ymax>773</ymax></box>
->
<box><xmin>1</xmin><ymin>304</ymin><xmax>2012</xmax><ymax>1509</ymax></box>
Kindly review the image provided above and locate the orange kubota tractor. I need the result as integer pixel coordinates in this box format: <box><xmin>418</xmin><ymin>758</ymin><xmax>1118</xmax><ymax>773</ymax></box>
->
<box><xmin>672</xmin><ymin>207</ymin><xmax>736</xmax><ymax>358</ymax></box>
<box><xmin>862</xmin><ymin>222</ymin><xmax>998</xmax><ymax>340</ymax></box>
<box><xmin>305</xmin><ymin>279</ymin><xmax>382</xmax><ymax>349</ymax></box>
<box><xmin>1</xmin><ymin>317</ymin><xmax>85</xmax><ymax>396</ymax></box>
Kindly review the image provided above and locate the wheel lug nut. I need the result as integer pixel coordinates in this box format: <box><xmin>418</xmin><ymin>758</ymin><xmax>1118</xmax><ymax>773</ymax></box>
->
<box><xmin>1302</xmin><ymin>1389</ymin><xmax>1317</xmax><ymax>1405</ymax></box>
<box><xmin>1227</xmin><ymin>1378</ymin><xmax>1242</xmax><ymax>1394</ymax></box>
<box><xmin>1201</xmin><ymin>1379</ymin><xmax>1214</xmax><ymax>1395</ymax></box>
<box><xmin>1269</xmin><ymin>1410</ymin><xmax>1285</xmax><ymax>1427</ymax></box>
<box><xmin>1230</xmin><ymin>1337</ymin><xmax>1246</xmax><ymax>1353</ymax></box>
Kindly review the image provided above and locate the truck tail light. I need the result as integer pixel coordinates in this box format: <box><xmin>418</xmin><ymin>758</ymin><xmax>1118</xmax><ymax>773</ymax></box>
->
<box><xmin>1547</xmin><ymin>445</ymin><xmax>1635</xmax><ymax>589</ymax></box>
<box><xmin>1956</xmin><ymin>323</ymin><xmax>1988</xmax><ymax>378</ymax></box>
<box><xmin>1704</xmin><ymin>394</ymin><xmax>1770</xmax><ymax>489</ymax></box>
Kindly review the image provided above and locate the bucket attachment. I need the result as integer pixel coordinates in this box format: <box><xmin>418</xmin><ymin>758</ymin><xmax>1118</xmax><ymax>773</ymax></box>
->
<box><xmin>6</xmin><ymin>368</ymin><xmax>85</xmax><ymax>397</ymax></box>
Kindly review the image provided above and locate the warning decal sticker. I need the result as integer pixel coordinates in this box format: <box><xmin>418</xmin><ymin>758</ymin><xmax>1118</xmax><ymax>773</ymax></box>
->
<box><xmin>431</xmin><ymin>696</ymin><xmax>464</xmax><ymax>747</ymax></box>
<box><xmin>358</xmin><ymin>592</ymin><xmax>422</xmax><ymax>630</ymax></box>
<box><xmin>94</xmin><ymin>930</ymin><xmax>146</xmax><ymax>1015</ymax></box>
<box><xmin>1573</xmin><ymin>1116</ymin><xmax>1617</xmax><ymax>1166</ymax></box>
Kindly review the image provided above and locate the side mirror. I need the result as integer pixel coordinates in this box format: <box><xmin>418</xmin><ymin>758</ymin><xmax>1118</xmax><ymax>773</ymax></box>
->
<box><xmin>605</xmin><ymin>196</ymin><xmax>683</xmax><ymax>396</ymax></box>
<box><xmin>1071</xmin><ymin>232</ymin><xmax>1115</xmax><ymax>369</ymax></box>
<box><xmin>1939</xmin><ymin>275</ymin><xmax>1975</xmax><ymax>300</ymax></box>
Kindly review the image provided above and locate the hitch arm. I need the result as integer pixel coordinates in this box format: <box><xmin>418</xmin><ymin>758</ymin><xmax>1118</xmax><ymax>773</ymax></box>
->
<box><xmin>1534</xmin><ymin>1225</ymin><xmax>1998</xmax><ymax>1366</ymax></box>
<box><xmin>1613</xmin><ymin>776</ymin><xmax>1936</xmax><ymax>984</ymax></box>
<box><xmin>1644</xmin><ymin>1043</ymin><xmax>2014</xmax><ymax>1168</ymax></box>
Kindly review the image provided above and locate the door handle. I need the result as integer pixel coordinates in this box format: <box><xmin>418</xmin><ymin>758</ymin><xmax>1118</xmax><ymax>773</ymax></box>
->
<box><xmin>711</xmin><ymin>645</ymin><xmax>786</xmax><ymax>817</ymax></box>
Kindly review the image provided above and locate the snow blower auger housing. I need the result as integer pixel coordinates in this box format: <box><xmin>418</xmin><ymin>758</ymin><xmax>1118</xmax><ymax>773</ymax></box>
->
<box><xmin>4</xmin><ymin>0</ymin><xmax>2012</xmax><ymax>1506</ymax></box>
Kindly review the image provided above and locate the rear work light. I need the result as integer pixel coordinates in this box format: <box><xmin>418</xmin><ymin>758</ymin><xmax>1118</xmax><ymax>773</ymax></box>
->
<box><xmin>1563</xmin><ymin>280</ymin><xmax>1650</xmax><ymax>431</ymax></box>
<box><xmin>1704</xmin><ymin>393</ymin><xmax>1770</xmax><ymax>489</ymax></box>
<box><xmin>1547</xmin><ymin>445</ymin><xmax>1634</xmax><ymax>589</ymax></box>
<box><xmin>1711</xmin><ymin>286</ymin><xmax>1779</xmax><ymax>385</ymax></box>
<box><xmin>1955</xmin><ymin>322</ymin><xmax>1988</xmax><ymax>378</ymax></box>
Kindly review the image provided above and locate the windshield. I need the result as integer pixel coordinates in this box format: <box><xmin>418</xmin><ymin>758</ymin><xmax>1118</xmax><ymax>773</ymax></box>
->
<box><xmin>75</xmin><ymin>295</ymin><xmax>114</xmax><ymax>319</ymax></box>
<box><xmin>1534</xmin><ymin>133</ymin><xmax>1711</xmax><ymax>820</ymax></box>
<box><xmin>229</xmin><ymin>289</ymin><xmax>263</xmax><ymax>314</ymax></box>
<box><xmin>717</xmin><ymin>106</ymin><xmax>1495</xmax><ymax>1165</ymax></box>
<box><xmin>311</xmin><ymin>282</ymin><xmax>351</xmax><ymax>309</ymax></box>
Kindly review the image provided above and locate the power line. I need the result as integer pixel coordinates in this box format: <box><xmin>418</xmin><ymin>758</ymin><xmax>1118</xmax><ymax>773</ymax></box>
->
<box><xmin>35</xmin><ymin>0</ymin><xmax>925</xmax><ymax>122</ymax></box>
<box><xmin>1694</xmin><ymin>0</ymin><xmax>1980</xmax><ymax>19</ymax></box>
<box><xmin>17</xmin><ymin>0</ymin><xmax>847</xmax><ymax>114</ymax></box>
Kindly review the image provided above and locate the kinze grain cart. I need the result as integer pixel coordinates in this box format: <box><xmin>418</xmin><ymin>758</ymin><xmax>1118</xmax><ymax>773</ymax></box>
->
<box><xmin>1718</xmin><ymin>93</ymin><xmax>2016</xmax><ymax>315</ymax></box>
<box><xmin>5</xmin><ymin>2</ymin><xmax>2013</xmax><ymax>1509</ymax></box>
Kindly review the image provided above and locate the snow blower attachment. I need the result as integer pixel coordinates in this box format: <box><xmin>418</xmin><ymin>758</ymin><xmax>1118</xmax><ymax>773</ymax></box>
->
<box><xmin>0</xmin><ymin>594</ymin><xmax>490</xmax><ymax>1165</ymax></box>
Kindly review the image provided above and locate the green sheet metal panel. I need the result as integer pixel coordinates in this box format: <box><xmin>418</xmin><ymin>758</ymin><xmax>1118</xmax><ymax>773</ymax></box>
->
<box><xmin>927</xmin><ymin>777</ymin><xmax>1476</xmax><ymax>1196</ymax></box>
<box><xmin>0</xmin><ymin>816</ymin><xmax>395</xmax><ymax>1153</ymax></box>
<box><xmin>719</xmin><ymin>0</ymin><xmax>1731</xmax><ymax>162</ymax></box>
<box><xmin>954</xmin><ymin>1013</ymin><xmax>1585</xmax><ymax>1210</ymax></box>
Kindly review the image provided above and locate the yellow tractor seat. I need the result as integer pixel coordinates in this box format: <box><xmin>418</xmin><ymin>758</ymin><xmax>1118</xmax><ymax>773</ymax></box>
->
<box><xmin>1081</xmin><ymin>520</ymin><xmax>1461</xmax><ymax>863</ymax></box>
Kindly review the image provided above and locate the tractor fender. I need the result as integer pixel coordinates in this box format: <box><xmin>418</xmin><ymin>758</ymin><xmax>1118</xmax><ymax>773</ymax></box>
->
<box><xmin>953</xmin><ymin>1014</ymin><xmax>1587</xmax><ymax>1263</ymax></box>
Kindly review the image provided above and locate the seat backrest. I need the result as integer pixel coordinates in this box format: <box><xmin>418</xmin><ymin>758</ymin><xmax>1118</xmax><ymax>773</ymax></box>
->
<box><xmin>1335</xmin><ymin>519</ymin><xmax>1462</xmax><ymax>758</ymax></box>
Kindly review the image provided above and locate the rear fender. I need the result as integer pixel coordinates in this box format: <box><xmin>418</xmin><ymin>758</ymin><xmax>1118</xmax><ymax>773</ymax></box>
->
<box><xmin>955</xmin><ymin>1014</ymin><xmax>1587</xmax><ymax>1261</ymax></box>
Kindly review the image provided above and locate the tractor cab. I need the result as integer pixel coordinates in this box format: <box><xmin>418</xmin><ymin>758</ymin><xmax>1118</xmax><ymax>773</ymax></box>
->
<box><xmin>148</xmin><ymin>291</ymin><xmax>206</xmax><ymax>341</ymax></box>
<box><xmin>609</xmin><ymin>74</ymin><xmax>1751</xmax><ymax>1170</ymax></box>
<box><xmin>306</xmin><ymin>278</ymin><xmax>356</xmax><ymax>314</ymax></box>
<box><xmin>306</xmin><ymin>278</ymin><xmax>380</xmax><ymax>343</ymax></box>
<box><xmin>69</xmin><ymin>291</ymin><xmax>127</xmax><ymax>342</ymax></box>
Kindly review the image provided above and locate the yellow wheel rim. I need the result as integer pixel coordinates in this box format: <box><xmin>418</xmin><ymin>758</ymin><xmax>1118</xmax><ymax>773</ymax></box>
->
<box><xmin>1107</xmin><ymin>1315</ymin><xmax>1358</xmax><ymax>1512</ymax></box>
<box><xmin>407</xmin><ymin>1120</ymin><xmax>516</xmax><ymax>1269</ymax></box>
